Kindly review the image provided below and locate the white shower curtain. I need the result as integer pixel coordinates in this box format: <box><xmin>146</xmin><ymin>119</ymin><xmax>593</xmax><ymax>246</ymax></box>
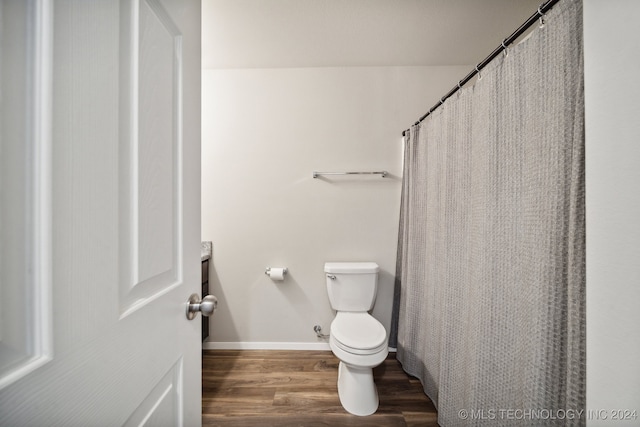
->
<box><xmin>393</xmin><ymin>1</ymin><xmax>585</xmax><ymax>425</ymax></box>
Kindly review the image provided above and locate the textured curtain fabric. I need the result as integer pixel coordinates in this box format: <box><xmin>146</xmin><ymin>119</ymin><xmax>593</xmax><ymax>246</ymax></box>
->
<box><xmin>393</xmin><ymin>1</ymin><xmax>585</xmax><ymax>425</ymax></box>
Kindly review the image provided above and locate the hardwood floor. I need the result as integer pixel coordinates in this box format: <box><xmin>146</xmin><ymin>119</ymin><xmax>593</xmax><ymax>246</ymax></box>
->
<box><xmin>202</xmin><ymin>350</ymin><xmax>438</xmax><ymax>426</ymax></box>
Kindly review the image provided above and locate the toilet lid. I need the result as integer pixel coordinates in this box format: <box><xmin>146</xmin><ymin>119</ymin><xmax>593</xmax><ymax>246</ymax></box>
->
<box><xmin>331</xmin><ymin>312</ymin><xmax>387</xmax><ymax>351</ymax></box>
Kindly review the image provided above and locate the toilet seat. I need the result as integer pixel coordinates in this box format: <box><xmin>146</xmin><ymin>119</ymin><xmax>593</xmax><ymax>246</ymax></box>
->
<box><xmin>331</xmin><ymin>312</ymin><xmax>387</xmax><ymax>355</ymax></box>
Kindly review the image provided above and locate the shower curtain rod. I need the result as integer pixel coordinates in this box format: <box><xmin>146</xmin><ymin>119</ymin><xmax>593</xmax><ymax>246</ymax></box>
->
<box><xmin>402</xmin><ymin>0</ymin><xmax>560</xmax><ymax>137</ymax></box>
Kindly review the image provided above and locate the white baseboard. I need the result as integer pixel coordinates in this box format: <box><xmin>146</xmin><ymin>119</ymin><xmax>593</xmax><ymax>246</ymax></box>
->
<box><xmin>202</xmin><ymin>341</ymin><xmax>397</xmax><ymax>353</ymax></box>
<box><xmin>202</xmin><ymin>341</ymin><xmax>332</xmax><ymax>351</ymax></box>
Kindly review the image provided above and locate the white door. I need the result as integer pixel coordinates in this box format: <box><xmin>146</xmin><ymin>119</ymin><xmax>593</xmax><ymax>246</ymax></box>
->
<box><xmin>0</xmin><ymin>0</ymin><xmax>202</xmax><ymax>425</ymax></box>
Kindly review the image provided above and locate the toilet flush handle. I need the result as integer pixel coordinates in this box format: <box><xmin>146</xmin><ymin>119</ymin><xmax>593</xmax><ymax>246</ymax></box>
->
<box><xmin>327</xmin><ymin>274</ymin><xmax>336</xmax><ymax>280</ymax></box>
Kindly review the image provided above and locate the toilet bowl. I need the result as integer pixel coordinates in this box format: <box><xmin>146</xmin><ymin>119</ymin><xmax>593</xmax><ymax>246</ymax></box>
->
<box><xmin>324</xmin><ymin>262</ymin><xmax>388</xmax><ymax>416</ymax></box>
<box><xmin>330</xmin><ymin>312</ymin><xmax>388</xmax><ymax>416</ymax></box>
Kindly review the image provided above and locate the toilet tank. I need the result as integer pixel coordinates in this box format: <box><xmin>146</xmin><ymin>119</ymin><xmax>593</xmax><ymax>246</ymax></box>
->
<box><xmin>325</xmin><ymin>262</ymin><xmax>379</xmax><ymax>312</ymax></box>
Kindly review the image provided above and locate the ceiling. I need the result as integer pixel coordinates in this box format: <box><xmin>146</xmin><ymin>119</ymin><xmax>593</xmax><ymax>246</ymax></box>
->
<box><xmin>202</xmin><ymin>0</ymin><xmax>542</xmax><ymax>69</ymax></box>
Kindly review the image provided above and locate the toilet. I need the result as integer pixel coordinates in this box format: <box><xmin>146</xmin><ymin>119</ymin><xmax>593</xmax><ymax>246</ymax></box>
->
<box><xmin>325</xmin><ymin>262</ymin><xmax>388</xmax><ymax>416</ymax></box>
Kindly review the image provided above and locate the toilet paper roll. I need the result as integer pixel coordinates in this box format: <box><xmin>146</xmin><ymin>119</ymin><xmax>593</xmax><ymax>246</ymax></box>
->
<box><xmin>267</xmin><ymin>267</ymin><xmax>287</xmax><ymax>281</ymax></box>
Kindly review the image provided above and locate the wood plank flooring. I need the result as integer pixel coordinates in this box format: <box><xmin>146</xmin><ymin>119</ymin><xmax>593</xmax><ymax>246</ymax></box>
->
<box><xmin>202</xmin><ymin>350</ymin><xmax>438</xmax><ymax>426</ymax></box>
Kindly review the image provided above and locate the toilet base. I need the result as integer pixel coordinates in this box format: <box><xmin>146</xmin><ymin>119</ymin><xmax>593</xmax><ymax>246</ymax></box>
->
<box><xmin>337</xmin><ymin>361</ymin><xmax>379</xmax><ymax>416</ymax></box>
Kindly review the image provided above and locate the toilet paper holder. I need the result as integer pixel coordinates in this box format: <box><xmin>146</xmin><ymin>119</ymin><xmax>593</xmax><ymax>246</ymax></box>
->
<box><xmin>265</xmin><ymin>267</ymin><xmax>288</xmax><ymax>276</ymax></box>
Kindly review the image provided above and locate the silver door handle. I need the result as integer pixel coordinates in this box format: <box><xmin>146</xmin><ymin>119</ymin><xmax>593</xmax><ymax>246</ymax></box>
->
<box><xmin>186</xmin><ymin>293</ymin><xmax>217</xmax><ymax>320</ymax></box>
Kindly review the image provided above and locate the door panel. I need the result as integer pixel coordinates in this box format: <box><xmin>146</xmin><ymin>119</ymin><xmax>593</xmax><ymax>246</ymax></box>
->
<box><xmin>0</xmin><ymin>0</ymin><xmax>53</xmax><ymax>391</ymax></box>
<box><xmin>0</xmin><ymin>0</ymin><xmax>201</xmax><ymax>425</ymax></box>
<box><xmin>123</xmin><ymin>359</ymin><xmax>183</xmax><ymax>427</ymax></box>
<box><xmin>119</xmin><ymin>0</ymin><xmax>184</xmax><ymax>318</ymax></box>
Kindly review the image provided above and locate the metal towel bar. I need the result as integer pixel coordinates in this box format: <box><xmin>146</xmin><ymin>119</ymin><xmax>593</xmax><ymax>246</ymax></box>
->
<box><xmin>312</xmin><ymin>171</ymin><xmax>388</xmax><ymax>178</ymax></box>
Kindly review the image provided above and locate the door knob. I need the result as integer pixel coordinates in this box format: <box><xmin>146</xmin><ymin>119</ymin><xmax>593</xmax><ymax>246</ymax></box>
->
<box><xmin>186</xmin><ymin>293</ymin><xmax>217</xmax><ymax>320</ymax></box>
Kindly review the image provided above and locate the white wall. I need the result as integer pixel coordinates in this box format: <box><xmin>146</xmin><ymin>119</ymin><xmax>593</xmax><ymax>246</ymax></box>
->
<box><xmin>584</xmin><ymin>0</ymin><xmax>640</xmax><ymax>423</ymax></box>
<box><xmin>201</xmin><ymin>66</ymin><xmax>468</xmax><ymax>348</ymax></box>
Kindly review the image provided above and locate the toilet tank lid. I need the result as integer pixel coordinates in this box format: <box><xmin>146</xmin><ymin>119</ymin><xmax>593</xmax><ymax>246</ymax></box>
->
<box><xmin>324</xmin><ymin>262</ymin><xmax>379</xmax><ymax>274</ymax></box>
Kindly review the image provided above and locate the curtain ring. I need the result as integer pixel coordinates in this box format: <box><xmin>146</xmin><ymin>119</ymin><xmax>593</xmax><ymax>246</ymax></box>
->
<box><xmin>457</xmin><ymin>80</ymin><xmax>462</xmax><ymax>89</ymax></box>
<box><xmin>501</xmin><ymin>39</ymin><xmax>509</xmax><ymax>57</ymax></box>
<box><xmin>475</xmin><ymin>65</ymin><xmax>482</xmax><ymax>80</ymax></box>
<box><xmin>439</xmin><ymin>97</ymin><xmax>445</xmax><ymax>105</ymax></box>
<box><xmin>538</xmin><ymin>6</ymin><xmax>546</xmax><ymax>28</ymax></box>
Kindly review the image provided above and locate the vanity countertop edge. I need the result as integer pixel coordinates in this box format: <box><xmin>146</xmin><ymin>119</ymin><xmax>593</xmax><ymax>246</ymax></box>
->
<box><xmin>201</xmin><ymin>241</ymin><xmax>212</xmax><ymax>262</ymax></box>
